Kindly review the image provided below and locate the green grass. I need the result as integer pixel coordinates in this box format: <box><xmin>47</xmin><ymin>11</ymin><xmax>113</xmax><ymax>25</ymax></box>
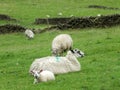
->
<box><xmin>0</xmin><ymin>27</ymin><xmax>120</xmax><ymax>90</ymax></box>
<box><xmin>0</xmin><ymin>0</ymin><xmax>120</xmax><ymax>90</ymax></box>
<box><xmin>0</xmin><ymin>0</ymin><xmax>120</xmax><ymax>28</ymax></box>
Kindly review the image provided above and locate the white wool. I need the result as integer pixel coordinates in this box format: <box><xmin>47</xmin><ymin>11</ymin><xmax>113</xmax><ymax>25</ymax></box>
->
<box><xmin>39</xmin><ymin>70</ymin><xmax>55</xmax><ymax>82</ymax></box>
<box><xmin>52</xmin><ymin>34</ymin><xmax>73</xmax><ymax>55</ymax></box>
<box><xmin>29</xmin><ymin>50</ymin><xmax>83</xmax><ymax>75</ymax></box>
<box><xmin>32</xmin><ymin>70</ymin><xmax>55</xmax><ymax>84</ymax></box>
<box><xmin>25</xmin><ymin>29</ymin><xmax>34</xmax><ymax>39</ymax></box>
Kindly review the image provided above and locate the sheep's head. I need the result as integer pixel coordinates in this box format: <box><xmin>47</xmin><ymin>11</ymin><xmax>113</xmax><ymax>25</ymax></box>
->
<box><xmin>31</xmin><ymin>70</ymin><xmax>43</xmax><ymax>79</ymax></box>
<box><xmin>52</xmin><ymin>48</ymin><xmax>60</xmax><ymax>56</ymax></box>
<box><xmin>70</xmin><ymin>49</ymin><xmax>84</xmax><ymax>58</ymax></box>
<box><xmin>52</xmin><ymin>48</ymin><xmax>57</xmax><ymax>56</ymax></box>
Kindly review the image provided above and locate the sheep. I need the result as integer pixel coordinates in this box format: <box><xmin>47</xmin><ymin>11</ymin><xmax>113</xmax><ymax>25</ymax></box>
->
<box><xmin>31</xmin><ymin>70</ymin><xmax>55</xmax><ymax>84</ymax></box>
<box><xmin>25</xmin><ymin>29</ymin><xmax>34</xmax><ymax>39</ymax></box>
<box><xmin>29</xmin><ymin>49</ymin><xmax>84</xmax><ymax>75</ymax></box>
<box><xmin>51</xmin><ymin>34</ymin><xmax>73</xmax><ymax>56</ymax></box>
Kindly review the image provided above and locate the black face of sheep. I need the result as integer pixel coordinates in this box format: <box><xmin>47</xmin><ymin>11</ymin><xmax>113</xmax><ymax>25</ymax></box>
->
<box><xmin>70</xmin><ymin>49</ymin><xmax>84</xmax><ymax>58</ymax></box>
<box><xmin>31</xmin><ymin>70</ymin><xmax>43</xmax><ymax>79</ymax></box>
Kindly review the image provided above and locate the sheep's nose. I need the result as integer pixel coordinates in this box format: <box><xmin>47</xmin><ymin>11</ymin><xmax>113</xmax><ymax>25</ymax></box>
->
<box><xmin>34</xmin><ymin>76</ymin><xmax>38</xmax><ymax>78</ymax></box>
<box><xmin>81</xmin><ymin>55</ymin><xmax>84</xmax><ymax>58</ymax></box>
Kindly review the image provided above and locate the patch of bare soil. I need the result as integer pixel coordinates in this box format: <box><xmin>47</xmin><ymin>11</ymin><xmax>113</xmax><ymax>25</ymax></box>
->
<box><xmin>57</xmin><ymin>14</ymin><xmax>120</xmax><ymax>29</ymax></box>
<box><xmin>1</xmin><ymin>14</ymin><xmax>120</xmax><ymax>34</ymax></box>
<box><xmin>0</xmin><ymin>24</ymin><xmax>26</xmax><ymax>34</ymax></box>
<box><xmin>88</xmin><ymin>5</ymin><xmax>120</xmax><ymax>10</ymax></box>
<box><xmin>39</xmin><ymin>14</ymin><xmax>120</xmax><ymax>31</ymax></box>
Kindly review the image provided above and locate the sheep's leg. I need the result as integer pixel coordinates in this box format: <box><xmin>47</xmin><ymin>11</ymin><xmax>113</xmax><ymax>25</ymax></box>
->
<box><xmin>69</xmin><ymin>46</ymin><xmax>73</xmax><ymax>50</ymax></box>
<box><xmin>33</xmin><ymin>79</ymin><xmax>38</xmax><ymax>84</ymax></box>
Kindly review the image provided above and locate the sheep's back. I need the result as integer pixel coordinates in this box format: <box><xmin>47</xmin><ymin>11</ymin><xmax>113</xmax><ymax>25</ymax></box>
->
<box><xmin>25</xmin><ymin>30</ymin><xmax>34</xmax><ymax>38</ymax></box>
<box><xmin>29</xmin><ymin>56</ymin><xmax>72</xmax><ymax>74</ymax></box>
<box><xmin>52</xmin><ymin>34</ymin><xmax>73</xmax><ymax>50</ymax></box>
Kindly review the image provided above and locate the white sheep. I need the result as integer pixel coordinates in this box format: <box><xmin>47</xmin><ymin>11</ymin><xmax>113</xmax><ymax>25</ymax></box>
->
<box><xmin>52</xmin><ymin>34</ymin><xmax>73</xmax><ymax>56</ymax></box>
<box><xmin>29</xmin><ymin>49</ymin><xmax>84</xmax><ymax>75</ymax></box>
<box><xmin>31</xmin><ymin>70</ymin><xmax>55</xmax><ymax>84</ymax></box>
<box><xmin>25</xmin><ymin>29</ymin><xmax>34</xmax><ymax>39</ymax></box>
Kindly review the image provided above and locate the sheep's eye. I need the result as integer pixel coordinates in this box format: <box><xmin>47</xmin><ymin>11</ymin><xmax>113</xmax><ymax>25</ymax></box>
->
<box><xmin>77</xmin><ymin>51</ymin><xmax>82</xmax><ymax>55</ymax></box>
<box><xmin>77</xmin><ymin>51</ymin><xmax>80</xmax><ymax>53</ymax></box>
<box><xmin>75</xmin><ymin>49</ymin><xmax>77</xmax><ymax>51</ymax></box>
<box><xmin>71</xmin><ymin>50</ymin><xmax>74</xmax><ymax>53</ymax></box>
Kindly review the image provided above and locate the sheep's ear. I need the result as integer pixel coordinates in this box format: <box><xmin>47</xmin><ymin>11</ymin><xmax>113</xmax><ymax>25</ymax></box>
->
<box><xmin>70</xmin><ymin>50</ymin><xmax>74</xmax><ymax>53</ymax></box>
<box><xmin>40</xmin><ymin>70</ymin><xmax>43</xmax><ymax>72</ymax></box>
<box><xmin>30</xmin><ymin>70</ymin><xmax>34</xmax><ymax>74</ymax></box>
<box><xmin>38</xmin><ymin>70</ymin><xmax>43</xmax><ymax>73</ymax></box>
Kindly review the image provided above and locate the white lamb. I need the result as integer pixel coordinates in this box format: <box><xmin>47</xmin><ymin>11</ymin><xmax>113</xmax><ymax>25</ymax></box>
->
<box><xmin>31</xmin><ymin>70</ymin><xmax>55</xmax><ymax>84</ymax></box>
<box><xmin>25</xmin><ymin>29</ymin><xmax>34</xmax><ymax>39</ymax></box>
<box><xmin>29</xmin><ymin>49</ymin><xmax>84</xmax><ymax>75</ymax></box>
<box><xmin>51</xmin><ymin>34</ymin><xmax>73</xmax><ymax>56</ymax></box>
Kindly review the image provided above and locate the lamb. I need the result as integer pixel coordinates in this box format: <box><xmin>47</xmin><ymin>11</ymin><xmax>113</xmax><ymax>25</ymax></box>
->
<box><xmin>31</xmin><ymin>70</ymin><xmax>55</xmax><ymax>84</ymax></box>
<box><xmin>25</xmin><ymin>29</ymin><xmax>34</xmax><ymax>39</ymax></box>
<box><xmin>51</xmin><ymin>34</ymin><xmax>73</xmax><ymax>56</ymax></box>
<box><xmin>29</xmin><ymin>49</ymin><xmax>84</xmax><ymax>75</ymax></box>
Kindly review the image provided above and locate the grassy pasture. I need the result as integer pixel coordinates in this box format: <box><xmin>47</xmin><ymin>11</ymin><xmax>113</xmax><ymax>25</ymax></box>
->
<box><xmin>0</xmin><ymin>0</ymin><xmax>120</xmax><ymax>27</ymax></box>
<box><xmin>0</xmin><ymin>0</ymin><xmax>120</xmax><ymax>90</ymax></box>
<box><xmin>0</xmin><ymin>27</ymin><xmax>120</xmax><ymax>90</ymax></box>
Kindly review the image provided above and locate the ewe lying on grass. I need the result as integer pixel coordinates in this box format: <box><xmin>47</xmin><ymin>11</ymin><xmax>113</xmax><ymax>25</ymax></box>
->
<box><xmin>25</xmin><ymin>29</ymin><xmax>34</xmax><ymax>39</ymax></box>
<box><xmin>29</xmin><ymin>49</ymin><xmax>84</xmax><ymax>75</ymax></box>
<box><xmin>51</xmin><ymin>34</ymin><xmax>73</xmax><ymax>56</ymax></box>
<box><xmin>31</xmin><ymin>70</ymin><xmax>55</xmax><ymax>84</ymax></box>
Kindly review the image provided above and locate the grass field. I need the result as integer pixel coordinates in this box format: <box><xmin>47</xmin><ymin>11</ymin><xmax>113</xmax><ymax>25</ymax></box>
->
<box><xmin>0</xmin><ymin>0</ymin><xmax>120</xmax><ymax>90</ymax></box>
<box><xmin>0</xmin><ymin>0</ymin><xmax>120</xmax><ymax>27</ymax></box>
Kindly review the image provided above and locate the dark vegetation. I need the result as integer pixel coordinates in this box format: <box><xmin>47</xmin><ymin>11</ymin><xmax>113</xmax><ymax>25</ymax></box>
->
<box><xmin>88</xmin><ymin>5</ymin><xmax>120</xmax><ymax>10</ymax></box>
<box><xmin>0</xmin><ymin>14</ymin><xmax>17</xmax><ymax>21</ymax></box>
<box><xmin>0</xmin><ymin>14</ymin><xmax>120</xmax><ymax>34</ymax></box>
<box><xmin>0</xmin><ymin>24</ymin><xmax>25</xmax><ymax>34</ymax></box>
<box><xmin>36</xmin><ymin>14</ymin><xmax>120</xmax><ymax>30</ymax></box>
